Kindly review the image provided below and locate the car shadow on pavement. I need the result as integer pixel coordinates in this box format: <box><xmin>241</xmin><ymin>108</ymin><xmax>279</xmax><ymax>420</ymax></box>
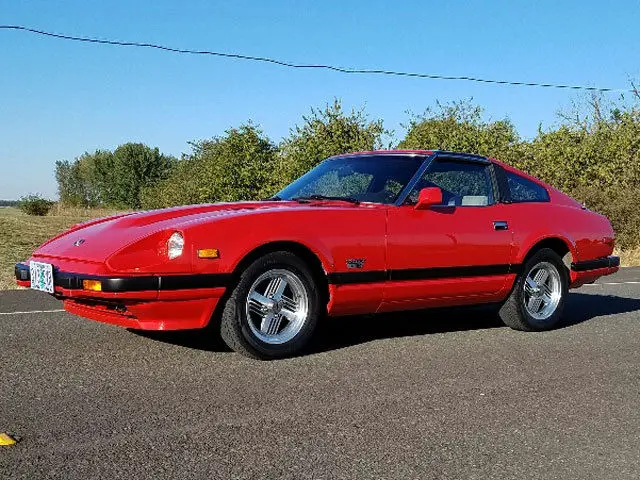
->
<box><xmin>311</xmin><ymin>292</ymin><xmax>640</xmax><ymax>353</ymax></box>
<box><xmin>558</xmin><ymin>291</ymin><xmax>640</xmax><ymax>328</ymax></box>
<box><xmin>129</xmin><ymin>292</ymin><xmax>640</xmax><ymax>355</ymax></box>
<box><xmin>309</xmin><ymin>305</ymin><xmax>503</xmax><ymax>354</ymax></box>
<box><xmin>131</xmin><ymin>324</ymin><xmax>233</xmax><ymax>352</ymax></box>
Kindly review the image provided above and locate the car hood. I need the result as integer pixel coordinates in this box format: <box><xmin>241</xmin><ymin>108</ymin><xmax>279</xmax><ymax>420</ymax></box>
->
<box><xmin>32</xmin><ymin>200</ymin><xmax>359</xmax><ymax>264</ymax></box>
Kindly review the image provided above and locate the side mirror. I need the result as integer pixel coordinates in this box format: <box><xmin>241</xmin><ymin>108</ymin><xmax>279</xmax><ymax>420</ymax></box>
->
<box><xmin>415</xmin><ymin>187</ymin><xmax>443</xmax><ymax>210</ymax></box>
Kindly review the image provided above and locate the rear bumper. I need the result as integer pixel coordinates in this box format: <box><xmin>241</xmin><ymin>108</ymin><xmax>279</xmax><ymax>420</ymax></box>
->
<box><xmin>571</xmin><ymin>256</ymin><xmax>620</xmax><ymax>271</ymax></box>
<box><xmin>569</xmin><ymin>256</ymin><xmax>620</xmax><ymax>288</ymax></box>
<box><xmin>15</xmin><ymin>262</ymin><xmax>228</xmax><ymax>330</ymax></box>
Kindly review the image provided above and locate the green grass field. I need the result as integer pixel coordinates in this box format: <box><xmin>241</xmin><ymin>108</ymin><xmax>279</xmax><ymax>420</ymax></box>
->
<box><xmin>1</xmin><ymin>206</ymin><xmax>638</xmax><ymax>290</ymax></box>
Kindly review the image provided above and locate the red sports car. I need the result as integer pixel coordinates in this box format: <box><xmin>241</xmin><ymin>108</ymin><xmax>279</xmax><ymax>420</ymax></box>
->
<box><xmin>16</xmin><ymin>150</ymin><xmax>619</xmax><ymax>359</ymax></box>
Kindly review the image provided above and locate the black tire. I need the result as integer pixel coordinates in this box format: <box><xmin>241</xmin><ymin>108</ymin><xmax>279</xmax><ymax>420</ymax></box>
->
<box><xmin>498</xmin><ymin>248</ymin><xmax>569</xmax><ymax>331</ymax></box>
<box><xmin>219</xmin><ymin>251</ymin><xmax>321</xmax><ymax>359</ymax></box>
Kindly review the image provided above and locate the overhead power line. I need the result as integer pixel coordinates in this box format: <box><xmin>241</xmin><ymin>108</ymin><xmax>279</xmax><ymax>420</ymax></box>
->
<box><xmin>1</xmin><ymin>24</ymin><xmax>633</xmax><ymax>93</ymax></box>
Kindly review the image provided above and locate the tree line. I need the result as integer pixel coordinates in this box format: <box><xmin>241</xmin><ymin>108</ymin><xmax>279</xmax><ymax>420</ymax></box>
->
<box><xmin>54</xmin><ymin>96</ymin><xmax>640</xmax><ymax>248</ymax></box>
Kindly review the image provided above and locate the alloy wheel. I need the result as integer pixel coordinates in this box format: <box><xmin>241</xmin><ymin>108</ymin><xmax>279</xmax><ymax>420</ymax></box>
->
<box><xmin>522</xmin><ymin>261</ymin><xmax>562</xmax><ymax>321</ymax></box>
<box><xmin>245</xmin><ymin>268</ymin><xmax>309</xmax><ymax>344</ymax></box>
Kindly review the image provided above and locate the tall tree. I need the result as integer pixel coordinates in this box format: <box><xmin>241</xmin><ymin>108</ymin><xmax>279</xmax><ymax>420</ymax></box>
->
<box><xmin>399</xmin><ymin>100</ymin><xmax>519</xmax><ymax>162</ymax></box>
<box><xmin>108</xmin><ymin>143</ymin><xmax>176</xmax><ymax>208</ymax></box>
<box><xmin>55</xmin><ymin>159</ymin><xmax>85</xmax><ymax>206</ymax></box>
<box><xmin>55</xmin><ymin>145</ymin><xmax>175</xmax><ymax>208</ymax></box>
<box><xmin>140</xmin><ymin>124</ymin><xmax>278</xmax><ymax>208</ymax></box>
<box><xmin>277</xmin><ymin>99</ymin><xmax>388</xmax><ymax>186</ymax></box>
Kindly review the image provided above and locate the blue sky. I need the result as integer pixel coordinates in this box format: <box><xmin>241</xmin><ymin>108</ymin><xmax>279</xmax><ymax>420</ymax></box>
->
<box><xmin>1</xmin><ymin>0</ymin><xmax>638</xmax><ymax>200</ymax></box>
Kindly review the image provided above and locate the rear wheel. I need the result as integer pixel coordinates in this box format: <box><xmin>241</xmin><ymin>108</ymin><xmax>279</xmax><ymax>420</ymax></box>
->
<box><xmin>499</xmin><ymin>248</ymin><xmax>569</xmax><ymax>331</ymax></box>
<box><xmin>219</xmin><ymin>251</ymin><xmax>321</xmax><ymax>359</ymax></box>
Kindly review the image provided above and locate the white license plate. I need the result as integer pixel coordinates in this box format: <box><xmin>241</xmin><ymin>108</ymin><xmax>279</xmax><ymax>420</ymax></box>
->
<box><xmin>30</xmin><ymin>261</ymin><xmax>54</xmax><ymax>294</ymax></box>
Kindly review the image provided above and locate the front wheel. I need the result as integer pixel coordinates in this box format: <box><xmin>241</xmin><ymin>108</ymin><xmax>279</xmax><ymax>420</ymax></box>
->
<box><xmin>219</xmin><ymin>251</ymin><xmax>321</xmax><ymax>359</ymax></box>
<box><xmin>499</xmin><ymin>248</ymin><xmax>569</xmax><ymax>331</ymax></box>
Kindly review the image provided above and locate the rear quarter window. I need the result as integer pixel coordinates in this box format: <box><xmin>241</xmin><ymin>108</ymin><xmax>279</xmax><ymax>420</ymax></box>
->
<box><xmin>506</xmin><ymin>172</ymin><xmax>550</xmax><ymax>202</ymax></box>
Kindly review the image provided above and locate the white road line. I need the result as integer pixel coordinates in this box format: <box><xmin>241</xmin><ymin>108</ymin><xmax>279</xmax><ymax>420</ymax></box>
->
<box><xmin>0</xmin><ymin>309</ymin><xmax>65</xmax><ymax>316</ymax></box>
<box><xmin>583</xmin><ymin>281</ymin><xmax>640</xmax><ymax>286</ymax></box>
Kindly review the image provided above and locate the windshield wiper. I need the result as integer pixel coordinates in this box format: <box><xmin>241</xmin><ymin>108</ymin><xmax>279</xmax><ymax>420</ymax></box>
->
<box><xmin>264</xmin><ymin>195</ymin><xmax>282</xmax><ymax>201</ymax></box>
<box><xmin>292</xmin><ymin>195</ymin><xmax>360</xmax><ymax>204</ymax></box>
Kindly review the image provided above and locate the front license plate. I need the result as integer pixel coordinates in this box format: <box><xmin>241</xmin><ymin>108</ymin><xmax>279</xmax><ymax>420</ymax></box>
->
<box><xmin>30</xmin><ymin>261</ymin><xmax>54</xmax><ymax>294</ymax></box>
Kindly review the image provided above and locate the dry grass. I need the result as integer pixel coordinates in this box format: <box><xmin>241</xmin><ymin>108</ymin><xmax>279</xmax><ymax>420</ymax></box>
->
<box><xmin>0</xmin><ymin>207</ymin><xmax>121</xmax><ymax>290</ymax></box>
<box><xmin>618</xmin><ymin>247</ymin><xmax>640</xmax><ymax>268</ymax></box>
<box><xmin>47</xmin><ymin>203</ymin><xmax>123</xmax><ymax>218</ymax></box>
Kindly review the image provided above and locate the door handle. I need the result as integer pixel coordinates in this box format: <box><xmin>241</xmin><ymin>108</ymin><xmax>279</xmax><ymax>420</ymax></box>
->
<box><xmin>493</xmin><ymin>221</ymin><xmax>509</xmax><ymax>231</ymax></box>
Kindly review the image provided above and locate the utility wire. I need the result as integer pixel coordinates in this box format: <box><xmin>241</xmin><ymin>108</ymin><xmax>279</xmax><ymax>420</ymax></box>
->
<box><xmin>1</xmin><ymin>24</ymin><xmax>632</xmax><ymax>93</ymax></box>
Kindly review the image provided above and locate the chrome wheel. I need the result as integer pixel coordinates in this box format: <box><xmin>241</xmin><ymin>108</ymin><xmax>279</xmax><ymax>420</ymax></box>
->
<box><xmin>523</xmin><ymin>261</ymin><xmax>562</xmax><ymax>321</ymax></box>
<box><xmin>245</xmin><ymin>268</ymin><xmax>309</xmax><ymax>345</ymax></box>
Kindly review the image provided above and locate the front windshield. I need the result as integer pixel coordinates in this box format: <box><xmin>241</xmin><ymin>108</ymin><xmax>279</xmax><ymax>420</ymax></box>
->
<box><xmin>276</xmin><ymin>155</ymin><xmax>425</xmax><ymax>204</ymax></box>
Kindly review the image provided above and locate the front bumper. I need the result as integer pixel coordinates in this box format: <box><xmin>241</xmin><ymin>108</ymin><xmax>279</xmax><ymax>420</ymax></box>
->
<box><xmin>15</xmin><ymin>262</ymin><xmax>230</xmax><ymax>292</ymax></box>
<box><xmin>15</xmin><ymin>262</ymin><xmax>228</xmax><ymax>330</ymax></box>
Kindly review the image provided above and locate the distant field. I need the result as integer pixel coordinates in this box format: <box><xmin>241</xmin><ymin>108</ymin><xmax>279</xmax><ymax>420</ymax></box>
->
<box><xmin>1</xmin><ymin>206</ymin><xmax>638</xmax><ymax>290</ymax></box>
<box><xmin>0</xmin><ymin>207</ymin><xmax>120</xmax><ymax>290</ymax></box>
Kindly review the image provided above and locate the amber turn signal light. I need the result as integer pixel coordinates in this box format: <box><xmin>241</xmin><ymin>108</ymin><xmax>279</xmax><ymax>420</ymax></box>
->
<box><xmin>82</xmin><ymin>279</ymin><xmax>102</xmax><ymax>291</ymax></box>
<box><xmin>197</xmin><ymin>249</ymin><xmax>219</xmax><ymax>259</ymax></box>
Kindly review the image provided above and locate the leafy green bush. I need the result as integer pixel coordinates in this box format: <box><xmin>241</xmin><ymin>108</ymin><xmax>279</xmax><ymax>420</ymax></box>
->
<box><xmin>18</xmin><ymin>195</ymin><xmax>55</xmax><ymax>216</ymax></box>
<box><xmin>399</xmin><ymin>100</ymin><xmax>520</xmax><ymax>162</ymax></box>
<box><xmin>278</xmin><ymin>99</ymin><xmax>388</xmax><ymax>183</ymax></box>
<box><xmin>140</xmin><ymin>124</ymin><xmax>279</xmax><ymax>209</ymax></box>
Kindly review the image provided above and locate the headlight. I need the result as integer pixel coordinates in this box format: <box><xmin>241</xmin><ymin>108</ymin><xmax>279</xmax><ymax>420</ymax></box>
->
<box><xmin>167</xmin><ymin>232</ymin><xmax>184</xmax><ymax>259</ymax></box>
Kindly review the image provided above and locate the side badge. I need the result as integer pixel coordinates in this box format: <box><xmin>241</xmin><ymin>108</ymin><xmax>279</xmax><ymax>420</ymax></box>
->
<box><xmin>346</xmin><ymin>258</ymin><xmax>366</xmax><ymax>269</ymax></box>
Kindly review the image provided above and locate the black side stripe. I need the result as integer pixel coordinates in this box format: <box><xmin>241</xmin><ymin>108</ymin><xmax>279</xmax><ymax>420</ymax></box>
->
<box><xmin>328</xmin><ymin>256</ymin><xmax>621</xmax><ymax>286</ymax></box>
<box><xmin>326</xmin><ymin>271</ymin><xmax>387</xmax><ymax>285</ymax></box>
<box><xmin>390</xmin><ymin>264</ymin><xmax>513</xmax><ymax>281</ymax></box>
<box><xmin>159</xmin><ymin>273</ymin><xmax>232</xmax><ymax>290</ymax></box>
<box><xmin>327</xmin><ymin>264</ymin><xmax>520</xmax><ymax>285</ymax></box>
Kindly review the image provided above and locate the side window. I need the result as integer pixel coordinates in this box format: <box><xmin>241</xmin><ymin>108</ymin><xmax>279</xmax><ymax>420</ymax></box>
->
<box><xmin>408</xmin><ymin>160</ymin><xmax>495</xmax><ymax>206</ymax></box>
<box><xmin>506</xmin><ymin>172</ymin><xmax>550</xmax><ymax>202</ymax></box>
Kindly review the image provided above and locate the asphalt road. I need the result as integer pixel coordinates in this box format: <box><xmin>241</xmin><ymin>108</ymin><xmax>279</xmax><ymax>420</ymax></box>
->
<box><xmin>1</xmin><ymin>270</ymin><xmax>640</xmax><ymax>479</ymax></box>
